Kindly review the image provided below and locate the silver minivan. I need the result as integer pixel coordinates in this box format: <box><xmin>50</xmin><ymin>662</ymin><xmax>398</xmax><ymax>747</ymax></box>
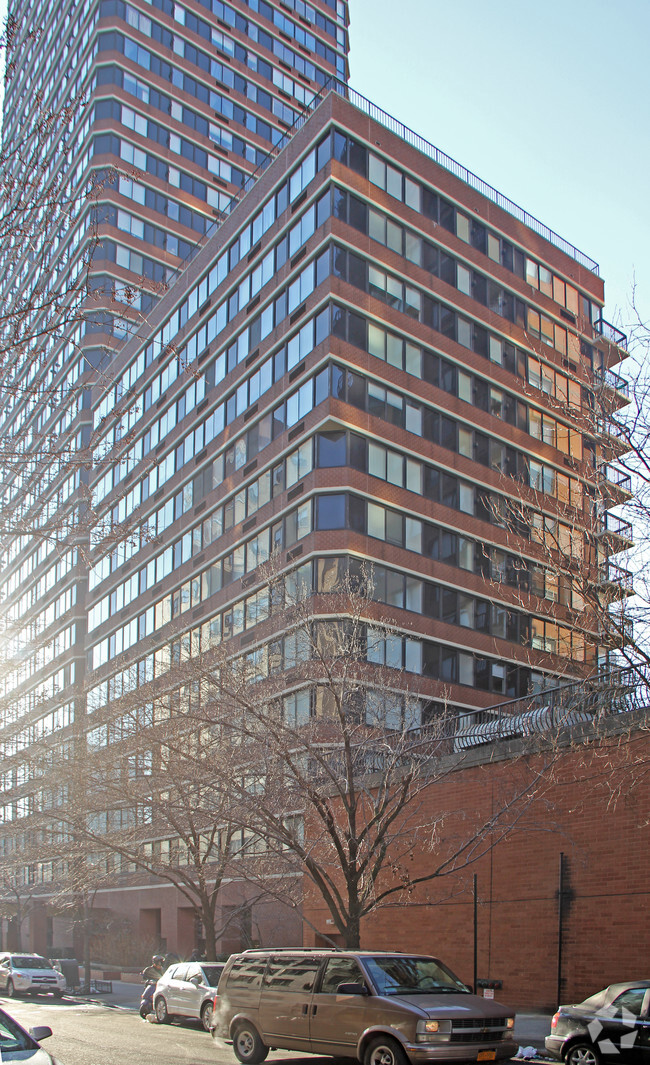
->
<box><xmin>211</xmin><ymin>950</ymin><xmax>517</xmax><ymax>1065</ymax></box>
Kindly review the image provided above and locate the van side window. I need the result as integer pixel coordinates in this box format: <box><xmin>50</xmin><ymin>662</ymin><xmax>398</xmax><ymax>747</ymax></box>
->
<box><xmin>265</xmin><ymin>956</ymin><xmax>321</xmax><ymax>992</ymax></box>
<box><xmin>226</xmin><ymin>959</ymin><xmax>267</xmax><ymax>988</ymax></box>
<box><xmin>319</xmin><ymin>958</ymin><xmax>364</xmax><ymax>994</ymax></box>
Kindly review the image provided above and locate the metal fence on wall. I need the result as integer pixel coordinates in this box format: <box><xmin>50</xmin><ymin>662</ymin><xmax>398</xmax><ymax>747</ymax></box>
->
<box><xmin>452</xmin><ymin>666</ymin><xmax>648</xmax><ymax>750</ymax></box>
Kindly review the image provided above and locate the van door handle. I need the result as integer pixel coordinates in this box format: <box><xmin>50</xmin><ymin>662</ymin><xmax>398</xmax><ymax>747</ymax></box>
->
<box><xmin>302</xmin><ymin>1003</ymin><xmax>309</xmax><ymax>1015</ymax></box>
<box><xmin>311</xmin><ymin>1005</ymin><xmax>318</xmax><ymax>1016</ymax></box>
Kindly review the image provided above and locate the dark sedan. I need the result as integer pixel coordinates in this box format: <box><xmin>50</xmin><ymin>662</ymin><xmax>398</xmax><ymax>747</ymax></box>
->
<box><xmin>546</xmin><ymin>981</ymin><xmax>650</xmax><ymax>1065</ymax></box>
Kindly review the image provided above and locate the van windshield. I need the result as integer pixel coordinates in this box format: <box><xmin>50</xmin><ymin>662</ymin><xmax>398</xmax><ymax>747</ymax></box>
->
<box><xmin>363</xmin><ymin>956</ymin><xmax>470</xmax><ymax>996</ymax></box>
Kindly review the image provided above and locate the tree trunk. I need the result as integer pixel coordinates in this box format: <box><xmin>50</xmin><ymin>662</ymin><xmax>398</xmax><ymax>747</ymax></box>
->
<box><xmin>343</xmin><ymin>907</ymin><xmax>362</xmax><ymax>949</ymax></box>
<box><xmin>83</xmin><ymin>897</ymin><xmax>92</xmax><ymax>993</ymax></box>
<box><xmin>202</xmin><ymin>902</ymin><xmax>217</xmax><ymax>960</ymax></box>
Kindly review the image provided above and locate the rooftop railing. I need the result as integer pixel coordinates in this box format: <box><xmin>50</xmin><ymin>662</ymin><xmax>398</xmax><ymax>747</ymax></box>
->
<box><xmin>174</xmin><ymin>76</ymin><xmax>600</xmax><ymax>281</ymax></box>
<box><xmin>326</xmin><ymin>80</ymin><xmax>600</xmax><ymax>274</ymax></box>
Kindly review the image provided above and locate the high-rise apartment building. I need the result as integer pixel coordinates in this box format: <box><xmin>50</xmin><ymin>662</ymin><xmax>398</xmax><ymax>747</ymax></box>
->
<box><xmin>0</xmin><ymin>0</ymin><xmax>632</xmax><ymax>959</ymax></box>
<box><xmin>0</xmin><ymin>0</ymin><xmax>348</xmax><ymax>948</ymax></box>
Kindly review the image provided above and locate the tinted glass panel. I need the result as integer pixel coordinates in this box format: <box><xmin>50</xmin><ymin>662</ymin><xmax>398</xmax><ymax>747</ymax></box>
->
<box><xmin>201</xmin><ymin>965</ymin><xmax>224</xmax><ymax>987</ymax></box>
<box><xmin>320</xmin><ymin>958</ymin><xmax>364</xmax><ymax>994</ymax></box>
<box><xmin>265</xmin><ymin>957</ymin><xmax>321</xmax><ymax>992</ymax></box>
<box><xmin>226</xmin><ymin>959</ymin><xmax>266</xmax><ymax>988</ymax></box>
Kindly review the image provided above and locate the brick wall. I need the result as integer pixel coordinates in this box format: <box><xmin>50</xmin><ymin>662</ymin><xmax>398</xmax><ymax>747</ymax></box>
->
<box><xmin>303</xmin><ymin>722</ymin><xmax>649</xmax><ymax>1011</ymax></box>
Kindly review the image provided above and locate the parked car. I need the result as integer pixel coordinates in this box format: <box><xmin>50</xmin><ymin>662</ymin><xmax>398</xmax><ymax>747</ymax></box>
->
<box><xmin>154</xmin><ymin>960</ymin><xmax>224</xmax><ymax>1030</ymax></box>
<box><xmin>0</xmin><ymin>1004</ymin><xmax>62</xmax><ymax>1063</ymax></box>
<box><xmin>0</xmin><ymin>954</ymin><xmax>66</xmax><ymax>998</ymax></box>
<box><xmin>545</xmin><ymin>981</ymin><xmax>650</xmax><ymax>1065</ymax></box>
<box><xmin>211</xmin><ymin>948</ymin><xmax>517</xmax><ymax>1065</ymax></box>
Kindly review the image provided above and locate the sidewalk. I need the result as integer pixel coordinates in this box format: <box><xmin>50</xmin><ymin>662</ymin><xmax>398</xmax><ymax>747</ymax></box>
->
<box><xmin>69</xmin><ymin>977</ymin><xmax>142</xmax><ymax>1010</ymax></box>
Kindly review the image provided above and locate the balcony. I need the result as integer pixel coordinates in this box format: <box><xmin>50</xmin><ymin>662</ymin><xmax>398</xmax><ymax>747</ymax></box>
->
<box><xmin>606</xmin><ymin>610</ymin><xmax>635</xmax><ymax>648</ymax></box>
<box><xmin>602</xmin><ymin>561</ymin><xmax>635</xmax><ymax>597</ymax></box>
<box><xmin>597</xmin><ymin>465</ymin><xmax>633</xmax><ymax>505</ymax></box>
<box><xmin>596</xmin><ymin>511</ymin><xmax>634</xmax><ymax>550</ymax></box>
<box><xmin>592</xmin><ymin>366</ymin><xmax>630</xmax><ymax>413</ymax></box>
<box><xmin>591</xmin><ymin>317</ymin><xmax>629</xmax><ymax>369</ymax></box>
<box><xmin>593</xmin><ymin>367</ymin><xmax>629</xmax><ymax>398</ymax></box>
<box><xmin>593</xmin><ymin>415</ymin><xmax>632</xmax><ymax>459</ymax></box>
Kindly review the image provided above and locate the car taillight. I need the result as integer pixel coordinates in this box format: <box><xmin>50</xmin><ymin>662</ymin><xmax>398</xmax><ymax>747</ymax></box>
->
<box><xmin>551</xmin><ymin>1012</ymin><xmax>560</xmax><ymax>1030</ymax></box>
<box><xmin>213</xmin><ymin>994</ymin><xmax>219</xmax><ymax>1009</ymax></box>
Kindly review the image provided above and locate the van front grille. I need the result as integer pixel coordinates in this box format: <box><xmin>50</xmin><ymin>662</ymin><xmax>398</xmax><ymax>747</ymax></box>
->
<box><xmin>449</xmin><ymin>1018</ymin><xmax>508</xmax><ymax>1043</ymax></box>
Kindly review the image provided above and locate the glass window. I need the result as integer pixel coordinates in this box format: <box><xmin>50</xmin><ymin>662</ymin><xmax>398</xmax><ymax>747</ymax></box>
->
<box><xmin>404</xmin><ymin>177</ymin><xmax>421</xmax><ymax>211</ymax></box>
<box><xmin>368</xmin><ymin>154</ymin><xmax>385</xmax><ymax>189</ymax></box>
<box><xmin>317</xmin><ymin>432</ymin><xmax>346</xmax><ymax>467</ymax></box>
<box><xmin>386</xmin><ymin>164</ymin><xmax>402</xmax><ymax>199</ymax></box>
<box><xmin>457</xmin><ymin>265</ymin><xmax>471</xmax><ymax>296</ymax></box>
<box><xmin>459</xmin><ymin>483</ymin><xmax>473</xmax><ymax>514</ymax></box>
<box><xmin>458</xmin><ymin>428</ymin><xmax>472</xmax><ymax>458</ymax></box>
<box><xmin>489</xmin><ymin>336</ymin><xmax>503</xmax><ymax>365</ymax></box>
<box><xmin>459</xmin><ymin>538</ymin><xmax>474</xmax><ymax>571</ymax></box>
<box><xmin>368</xmin><ymin>503</ymin><xmax>385</xmax><ymax>540</ymax></box>
<box><xmin>320</xmin><ymin>958</ymin><xmax>364</xmax><ymax>994</ymax></box>
<box><xmin>458</xmin><ymin>653</ymin><xmax>473</xmax><ymax>687</ymax></box>
<box><xmin>458</xmin><ymin>372</ymin><xmax>472</xmax><ymax>403</ymax></box>
<box><xmin>456</xmin><ymin>213</ymin><xmax>470</xmax><ymax>243</ymax></box>
<box><xmin>386</xmin><ymin>220</ymin><xmax>401</xmax><ymax>254</ymax></box>
<box><xmin>316</xmin><ymin>495</ymin><xmax>345</xmax><ymax>529</ymax></box>
<box><xmin>387</xmin><ymin>451</ymin><xmax>403</xmax><ymax>486</ymax></box>
<box><xmin>386</xmin><ymin>333</ymin><xmax>402</xmax><ymax>368</ymax></box>
<box><xmin>368</xmin><ymin>324</ymin><xmax>385</xmax><ymax>360</ymax></box>
<box><xmin>368</xmin><ymin>443</ymin><xmax>386</xmax><ymax>479</ymax></box>
<box><xmin>265</xmin><ymin>957</ymin><xmax>321</xmax><ymax>992</ymax></box>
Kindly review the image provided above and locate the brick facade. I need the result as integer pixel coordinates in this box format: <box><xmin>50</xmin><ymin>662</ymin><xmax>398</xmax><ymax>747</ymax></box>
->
<box><xmin>302</xmin><ymin>720</ymin><xmax>649</xmax><ymax>1011</ymax></box>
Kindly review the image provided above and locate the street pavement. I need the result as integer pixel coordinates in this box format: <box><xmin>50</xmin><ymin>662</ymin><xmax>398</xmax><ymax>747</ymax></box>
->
<box><xmin>0</xmin><ymin>980</ymin><xmax>556</xmax><ymax>1065</ymax></box>
<box><xmin>67</xmin><ymin>980</ymin><xmax>556</xmax><ymax>1055</ymax></box>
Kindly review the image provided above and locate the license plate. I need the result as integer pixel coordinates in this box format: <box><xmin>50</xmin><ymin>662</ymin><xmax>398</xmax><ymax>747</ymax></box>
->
<box><xmin>477</xmin><ymin>1053</ymin><xmax>496</xmax><ymax>1062</ymax></box>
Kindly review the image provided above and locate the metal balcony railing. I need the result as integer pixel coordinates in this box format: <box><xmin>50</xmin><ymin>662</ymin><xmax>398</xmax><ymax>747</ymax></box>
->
<box><xmin>598</xmin><ymin>466</ymin><xmax>633</xmax><ymax>495</ymax></box>
<box><xmin>451</xmin><ymin>666</ymin><xmax>648</xmax><ymax>751</ymax></box>
<box><xmin>598</xmin><ymin>512</ymin><xmax>633</xmax><ymax>542</ymax></box>
<box><xmin>604</xmin><ymin>562</ymin><xmax>635</xmax><ymax>594</ymax></box>
<box><xmin>593</xmin><ymin>367</ymin><xmax>630</xmax><ymax>398</ymax></box>
<box><xmin>593</xmin><ymin>318</ymin><xmax>628</xmax><ymax>352</ymax></box>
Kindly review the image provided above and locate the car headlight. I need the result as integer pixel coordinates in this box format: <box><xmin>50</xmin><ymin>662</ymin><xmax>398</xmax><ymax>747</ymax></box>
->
<box><xmin>416</xmin><ymin>1020</ymin><xmax>451</xmax><ymax>1042</ymax></box>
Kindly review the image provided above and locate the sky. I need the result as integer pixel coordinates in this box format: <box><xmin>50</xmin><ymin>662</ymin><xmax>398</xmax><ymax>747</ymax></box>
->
<box><xmin>1</xmin><ymin>0</ymin><xmax>646</xmax><ymax>333</ymax></box>
<box><xmin>347</xmin><ymin>0</ymin><xmax>650</xmax><ymax>339</ymax></box>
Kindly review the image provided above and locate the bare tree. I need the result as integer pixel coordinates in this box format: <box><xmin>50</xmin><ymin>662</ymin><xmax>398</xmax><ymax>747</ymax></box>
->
<box><xmin>167</xmin><ymin>562</ymin><xmax>566</xmax><ymax>949</ymax></box>
<box><xmin>37</xmin><ymin>683</ymin><xmax>272</xmax><ymax>961</ymax></box>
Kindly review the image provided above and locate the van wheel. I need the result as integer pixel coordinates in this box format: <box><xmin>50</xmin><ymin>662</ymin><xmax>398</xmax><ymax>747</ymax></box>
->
<box><xmin>233</xmin><ymin>1022</ymin><xmax>269</xmax><ymax>1064</ymax></box>
<box><xmin>364</xmin><ymin>1036</ymin><xmax>408</xmax><ymax>1065</ymax></box>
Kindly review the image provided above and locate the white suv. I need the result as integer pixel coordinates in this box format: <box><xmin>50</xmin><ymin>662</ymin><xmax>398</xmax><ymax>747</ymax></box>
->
<box><xmin>0</xmin><ymin>954</ymin><xmax>66</xmax><ymax>998</ymax></box>
<box><xmin>154</xmin><ymin>961</ymin><xmax>224</xmax><ymax>1030</ymax></box>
